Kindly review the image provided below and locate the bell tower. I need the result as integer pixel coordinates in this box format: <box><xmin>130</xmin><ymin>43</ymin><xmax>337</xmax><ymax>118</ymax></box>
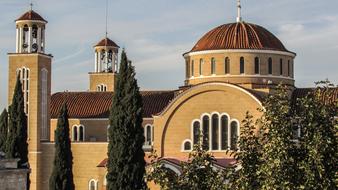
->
<box><xmin>89</xmin><ymin>37</ymin><xmax>119</xmax><ymax>92</ymax></box>
<box><xmin>8</xmin><ymin>8</ymin><xmax>52</xmax><ymax>190</ymax></box>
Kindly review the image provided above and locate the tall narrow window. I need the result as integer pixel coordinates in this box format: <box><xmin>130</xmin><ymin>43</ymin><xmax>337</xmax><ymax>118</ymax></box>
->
<box><xmin>89</xmin><ymin>179</ymin><xmax>97</xmax><ymax>190</ymax></box>
<box><xmin>288</xmin><ymin>60</ymin><xmax>290</xmax><ymax>77</ymax></box>
<box><xmin>230</xmin><ymin>121</ymin><xmax>238</xmax><ymax>150</ymax></box>
<box><xmin>146</xmin><ymin>125</ymin><xmax>152</xmax><ymax>145</ymax></box>
<box><xmin>41</xmin><ymin>69</ymin><xmax>48</xmax><ymax>140</ymax></box>
<box><xmin>240</xmin><ymin>57</ymin><xmax>245</xmax><ymax>74</ymax></box>
<box><xmin>225</xmin><ymin>57</ymin><xmax>230</xmax><ymax>74</ymax></box>
<box><xmin>268</xmin><ymin>57</ymin><xmax>273</xmax><ymax>75</ymax></box>
<box><xmin>202</xmin><ymin>115</ymin><xmax>210</xmax><ymax>150</ymax></box>
<box><xmin>186</xmin><ymin>60</ymin><xmax>189</xmax><ymax>78</ymax></box>
<box><xmin>18</xmin><ymin>67</ymin><xmax>30</xmax><ymax>114</ymax></box>
<box><xmin>191</xmin><ymin>60</ymin><xmax>194</xmax><ymax>77</ymax></box>
<box><xmin>73</xmin><ymin>126</ymin><xmax>78</xmax><ymax>141</ymax></box>
<box><xmin>280</xmin><ymin>59</ymin><xmax>283</xmax><ymax>75</ymax></box>
<box><xmin>211</xmin><ymin>58</ymin><xmax>216</xmax><ymax>74</ymax></box>
<box><xmin>254</xmin><ymin>57</ymin><xmax>260</xmax><ymax>74</ymax></box>
<box><xmin>193</xmin><ymin>121</ymin><xmax>200</xmax><ymax>145</ymax></box>
<box><xmin>199</xmin><ymin>59</ymin><xmax>204</xmax><ymax>76</ymax></box>
<box><xmin>211</xmin><ymin>114</ymin><xmax>219</xmax><ymax>150</ymax></box>
<box><xmin>221</xmin><ymin>115</ymin><xmax>229</xmax><ymax>150</ymax></box>
<box><xmin>79</xmin><ymin>125</ymin><xmax>84</xmax><ymax>142</ymax></box>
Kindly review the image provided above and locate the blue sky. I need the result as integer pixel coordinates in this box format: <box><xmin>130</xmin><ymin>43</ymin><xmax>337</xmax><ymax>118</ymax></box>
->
<box><xmin>1</xmin><ymin>0</ymin><xmax>338</xmax><ymax>109</ymax></box>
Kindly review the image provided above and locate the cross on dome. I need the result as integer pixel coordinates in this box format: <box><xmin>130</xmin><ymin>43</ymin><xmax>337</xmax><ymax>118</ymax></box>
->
<box><xmin>236</xmin><ymin>0</ymin><xmax>242</xmax><ymax>22</ymax></box>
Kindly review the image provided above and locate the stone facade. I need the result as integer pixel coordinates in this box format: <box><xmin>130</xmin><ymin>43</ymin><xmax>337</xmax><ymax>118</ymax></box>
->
<box><xmin>0</xmin><ymin>158</ymin><xmax>30</xmax><ymax>190</ymax></box>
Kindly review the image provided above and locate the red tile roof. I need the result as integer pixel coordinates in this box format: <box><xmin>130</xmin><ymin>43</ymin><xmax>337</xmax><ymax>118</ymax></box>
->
<box><xmin>189</xmin><ymin>22</ymin><xmax>292</xmax><ymax>53</ymax></box>
<box><xmin>291</xmin><ymin>87</ymin><xmax>338</xmax><ymax>106</ymax></box>
<box><xmin>97</xmin><ymin>157</ymin><xmax>236</xmax><ymax>169</ymax></box>
<box><xmin>95</xmin><ymin>38</ymin><xmax>119</xmax><ymax>48</ymax></box>
<box><xmin>16</xmin><ymin>10</ymin><xmax>47</xmax><ymax>22</ymax></box>
<box><xmin>50</xmin><ymin>91</ymin><xmax>176</xmax><ymax>119</ymax></box>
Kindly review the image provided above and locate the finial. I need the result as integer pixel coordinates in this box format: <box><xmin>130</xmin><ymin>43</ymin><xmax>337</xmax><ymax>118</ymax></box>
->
<box><xmin>30</xmin><ymin>2</ymin><xmax>33</xmax><ymax>11</ymax></box>
<box><xmin>236</xmin><ymin>0</ymin><xmax>242</xmax><ymax>22</ymax></box>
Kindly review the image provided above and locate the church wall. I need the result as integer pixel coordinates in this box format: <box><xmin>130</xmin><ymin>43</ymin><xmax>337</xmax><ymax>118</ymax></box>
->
<box><xmin>40</xmin><ymin>142</ymin><xmax>108</xmax><ymax>190</ymax></box>
<box><xmin>153</xmin><ymin>83</ymin><xmax>262</xmax><ymax>158</ymax></box>
<box><xmin>185</xmin><ymin>52</ymin><xmax>294</xmax><ymax>87</ymax></box>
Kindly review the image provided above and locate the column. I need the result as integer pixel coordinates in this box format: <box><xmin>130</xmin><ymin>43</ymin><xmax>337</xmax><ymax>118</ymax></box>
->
<box><xmin>105</xmin><ymin>50</ymin><xmax>109</xmax><ymax>72</ymax></box>
<box><xmin>28</xmin><ymin>26</ymin><xmax>33</xmax><ymax>53</ymax></box>
<box><xmin>42</xmin><ymin>28</ymin><xmax>45</xmax><ymax>52</ymax></box>
<box><xmin>19</xmin><ymin>27</ymin><xmax>23</xmax><ymax>53</ymax></box>
<box><xmin>16</xmin><ymin>28</ymin><xmax>19</xmax><ymax>53</ymax></box>
<box><xmin>94</xmin><ymin>52</ymin><xmax>98</xmax><ymax>72</ymax></box>
<box><xmin>98</xmin><ymin>52</ymin><xmax>101</xmax><ymax>72</ymax></box>
<box><xmin>37</xmin><ymin>27</ymin><xmax>42</xmax><ymax>52</ymax></box>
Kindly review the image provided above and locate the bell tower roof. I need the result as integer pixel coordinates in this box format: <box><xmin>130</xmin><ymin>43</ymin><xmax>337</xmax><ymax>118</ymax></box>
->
<box><xmin>16</xmin><ymin>10</ymin><xmax>47</xmax><ymax>23</ymax></box>
<box><xmin>94</xmin><ymin>37</ymin><xmax>119</xmax><ymax>48</ymax></box>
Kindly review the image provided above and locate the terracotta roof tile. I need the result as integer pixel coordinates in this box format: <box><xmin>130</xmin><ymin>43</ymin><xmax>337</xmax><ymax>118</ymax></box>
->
<box><xmin>16</xmin><ymin>10</ymin><xmax>47</xmax><ymax>22</ymax></box>
<box><xmin>291</xmin><ymin>87</ymin><xmax>338</xmax><ymax>107</ymax></box>
<box><xmin>95</xmin><ymin>37</ymin><xmax>119</xmax><ymax>48</ymax></box>
<box><xmin>50</xmin><ymin>91</ymin><xmax>176</xmax><ymax>119</ymax></box>
<box><xmin>189</xmin><ymin>22</ymin><xmax>293</xmax><ymax>53</ymax></box>
<box><xmin>97</xmin><ymin>157</ymin><xmax>236</xmax><ymax>168</ymax></box>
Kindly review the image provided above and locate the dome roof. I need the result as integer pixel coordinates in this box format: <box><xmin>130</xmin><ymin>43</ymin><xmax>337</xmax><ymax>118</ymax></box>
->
<box><xmin>190</xmin><ymin>22</ymin><xmax>291</xmax><ymax>53</ymax></box>
<box><xmin>95</xmin><ymin>37</ymin><xmax>119</xmax><ymax>48</ymax></box>
<box><xmin>16</xmin><ymin>10</ymin><xmax>47</xmax><ymax>22</ymax></box>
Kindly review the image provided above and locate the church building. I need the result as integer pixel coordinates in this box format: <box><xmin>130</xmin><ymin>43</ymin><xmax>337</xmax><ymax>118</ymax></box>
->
<box><xmin>5</xmin><ymin>2</ymin><xmax>337</xmax><ymax>190</ymax></box>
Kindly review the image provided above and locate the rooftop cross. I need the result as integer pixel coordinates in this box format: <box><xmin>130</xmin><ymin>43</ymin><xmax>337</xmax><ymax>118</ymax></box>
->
<box><xmin>30</xmin><ymin>2</ymin><xmax>33</xmax><ymax>11</ymax></box>
<box><xmin>105</xmin><ymin>0</ymin><xmax>108</xmax><ymax>39</ymax></box>
<box><xmin>236</xmin><ymin>0</ymin><xmax>242</xmax><ymax>22</ymax></box>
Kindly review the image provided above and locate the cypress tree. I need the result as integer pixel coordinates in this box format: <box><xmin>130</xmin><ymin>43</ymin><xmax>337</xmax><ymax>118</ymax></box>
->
<box><xmin>107</xmin><ymin>50</ymin><xmax>146</xmax><ymax>190</ymax></box>
<box><xmin>0</xmin><ymin>109</ymin><xmax>8</xmax><ymax>153</ymax></box>
<box><xmin>6</xmin><ymin>77</ymin><xmax>28</xmax><ymax>168</ymax></box>
<box><xmin>49</xmin><ymin>104</ymin><xmax>75</xmax><ymax>190</ymax></box>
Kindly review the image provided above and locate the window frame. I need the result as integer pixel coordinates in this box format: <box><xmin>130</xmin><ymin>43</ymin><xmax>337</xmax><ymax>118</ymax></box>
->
<box><xmin>254</xmin><ymin>57</ymin><xmax>260</xmax><ymax>74</ymax></box>
<box><xmin>240</xmin><ymin>57</ymin><xmax>245</xmax><ymax>74</ymax></box>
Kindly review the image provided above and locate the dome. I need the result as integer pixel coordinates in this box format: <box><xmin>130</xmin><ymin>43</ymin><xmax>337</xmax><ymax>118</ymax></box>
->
<box><xmin>95</xmin><ymin>37</ymin><xmax>119</xmax><ymax>48</ymax></box>
<box><xmin>16</xmin><ymin>10</ymin><xmax>47</xmax><ymax>22</ymax></box>
<box><xmin>190</xmin><ymin>22</ymin><xmax>291</xmax><ymax>53</ymax></box>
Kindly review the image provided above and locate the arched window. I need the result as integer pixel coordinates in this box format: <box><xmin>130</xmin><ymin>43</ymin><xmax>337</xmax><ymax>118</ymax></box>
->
<box><xmin>191</xmin><ymin>60</ymin><xmax>194</xmax><ymax>77</ymax></box>
<box><xmin>97</xmin><ymin>84</ymin><xmax>107</xmax><ymax>92</ymax></box>
<box><xmin>193</xmin><ymin>121</ymin><xmax>200</xmax><ymax>145</ymax></box>
<box><xmin>17</xmin><ymin>67</ymin><xmax>30</xmax><ymax>114</ymax></box>
<box><xmin>202</xmin><ymin>115</ymin><xmax>210</xmax><ymax>150</ymax></box>
<box><xmin>268</xmin><ymin>57</ymin><xmax>273</xmax><ymax>75</ymax></box>
<box><xmin>41</xmin><ymin>69</ymin><xmax>48</xmax><ymax>140</ymax></box>
<box><xmin>221</xmin><ymin>115</ymin><xmax>229</xmax><ymax>150</ymax></box>
<box><xmin>280</xmin><ymin>59</ymin><xmax>283</xmax><ymax>75</ymax></box>
<box><xmin>211</xmin><ymin>114</ymin><xmax>219</xmax><ymax>150</ymax></box>
<box><xmin>211</xmin><ymin>58</ymin><xmax>216</xmax><ymax>74</ymax></box>
<box><xmin>88</xmin><ymin>179</ymin><xmax>98</xmax><ymax>190</ymax></box>
<box><xmin>240</xmin><ymin>57</ymin><xmax>245</xmax><ymax>74</ymax></box>
<box><xmin>73</xmin><ymin>126</ymin><xmax>78</xmax><ymax>141</ymax></box>
<box><xmin>183</xmin><ymin>140</ymin><xmax>192</xmax><ymax>151</ymax></box>
<box><xmin>146</xmin><ymin>125</ymin><xmax>152</xmax><ymax>144</ymax></box>
<box><xmin>224</xmin><ymin>57</ymin><xmax>230</xmax><ymax>74</ymax></box>
<box><xmin>32</xmin><ymin>25</ymin><xmax>38</xmax><ymax>53</ymax></box>
<box><xmin>254</xmin><ymin>57</ymin><xmax>260</xmax><ymax>74</ymax></box>
<box><xmin>22</xmin><ymin>25</ymin><xmax>29</xmax><ymax>52</ymax></box>
<box><xmin>199</xmin><ymin>59</ymin><xmax>204</xmax><ymax>76</ymax></box>
<box><xmin>230</xmin><ymin>121</ymin><xmax>239</xmax><ymax>150</ymax></box>
<box><xmin>79</xmin><ymin>125</ymin><xmax>84</xmax><ymax>141</ymax></box>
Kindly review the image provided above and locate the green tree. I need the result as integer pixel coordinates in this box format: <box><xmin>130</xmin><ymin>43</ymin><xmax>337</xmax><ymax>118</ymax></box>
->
<box><xmin>228</xmin><ymin>112</ymin><xmax>263</xmax><ymax>189</ymax></box>
<box><xmin>295</xmin><ymin>80</ymin><xmax>338</xmax><ymax>189</ymax></box>
<box><xmin>107</xmin><ymin>50</ymin><xmax>146</xmax><ymax>190</ymax></box>
<box><xmin>6</xmin><ymin>77</ymin><xmax>28</xmax><ymax>168</ymax></box>
<box><xmin>0</xmin><ymin>109</ymin><xmax>8</xmax><ymax>153</ymax></box>
<box><xmin>147</xmin><ymin>143</ymin><xmax>227</xmax><ymax>190</ymax></box>
<box><xmin>257</xmin><ymin>85</ymin><xmax>299</xmax><ymax>189</ymax></box>
<box><xmin>49</xmin><ymin>104</ymin><xmax>75</xmax><ymax>190</ymax></box>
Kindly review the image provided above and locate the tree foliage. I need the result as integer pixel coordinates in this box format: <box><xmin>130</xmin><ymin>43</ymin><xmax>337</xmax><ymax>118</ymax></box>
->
<box><xmin>49</xmin><ymin>104</ymin><xmax>75</xmax><ymax>190</ymax></box>
<box><xmin>0</xmin><ymin>109</ymin><xmax>8</xmax><ymax>153</ymax></box>
<box><xmin>6</xmin><ymin>77</ymin><xmax>28</xmax><ymax>168</ymax></box>
<box><xmin>107</xmin><ymin>50</ymin><xmax>146</xmax><ymax>190</ymax></box>
<box><xmin>147</xmin><ymin>143</ymin><xmax>227</xmax><ymax>190</ymax></box>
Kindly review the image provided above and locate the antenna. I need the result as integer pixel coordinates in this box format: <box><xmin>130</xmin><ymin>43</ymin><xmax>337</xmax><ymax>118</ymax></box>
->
<box><xmin>105</xmin><ymin>0</ymin><xmax>108</xmax><ymax>39</ymax></box>
<box><xmin>236</xmin><ymin>0</ymin><xmax>242</xmax><ymax>22</ymax></box>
